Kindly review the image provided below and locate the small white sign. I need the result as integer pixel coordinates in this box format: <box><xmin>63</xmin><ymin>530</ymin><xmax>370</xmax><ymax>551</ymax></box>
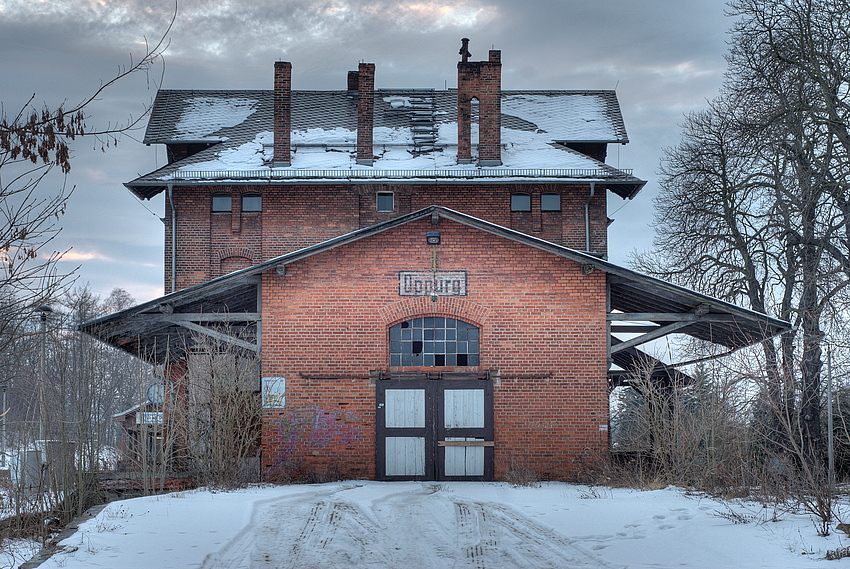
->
<box><xmin>262</xmin><ymin>377</ymin><xmax>286</xmax><ymax>409</ymax></box>
<box><xmin>139</xmin><ymin>412</ymin><xmax>163</xmax><ymax>424</ymax></box>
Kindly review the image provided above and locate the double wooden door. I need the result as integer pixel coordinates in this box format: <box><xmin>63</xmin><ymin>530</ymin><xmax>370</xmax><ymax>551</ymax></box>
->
<box><xmin>376</xmin><ymin>379</ymin><xmax>494</xmax><ymax>481</ymax></box>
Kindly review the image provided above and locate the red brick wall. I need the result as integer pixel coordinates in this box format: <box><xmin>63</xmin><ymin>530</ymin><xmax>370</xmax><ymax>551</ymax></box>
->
<box><xmin>166</xmin><ymin>183</ymin><xmax>608</xmax><ymax>290</ymax></box>
<box><xmin>259</xmin><ymin>218</ymin><xmax>608</xmax><ymax>481</ymax></box>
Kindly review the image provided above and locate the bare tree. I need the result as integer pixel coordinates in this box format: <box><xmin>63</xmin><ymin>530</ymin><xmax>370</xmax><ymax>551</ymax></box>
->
<box><xmin>725</xmin><ymin>0</ymin><xmax>850</xmax><ymax>466</ymax></box>
<box><xmin>637</xmin><ymin>0</ymin><xmax>850</xmax><ymax>485</ymax></box>
<box><xmin>0</xmin><ymin>8</ymin><xmax>174</xmax><ymax>543</ymax></box>
<box><xmin>174</xmin><ymin>333</ymin><xmax>261</xmax><ymax>489</ymax></box>
<box><xmin>0</xmin><ymin>6</ymin><xmax>174</xmax><ymax>357</ymax></box>
<box><xmin>634</xmin><ymin>102</ymin><xmax>799</xmax><ymax>455</ymax></box>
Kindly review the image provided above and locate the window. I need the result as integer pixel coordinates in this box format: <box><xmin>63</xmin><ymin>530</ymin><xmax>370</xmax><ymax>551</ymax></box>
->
<box><xmin>510</xmin><ymin>193</ymin><xmax>531</xmax><ymax>212</ymax></box>
<box><xmin>389</xmin><ymin>317</ymin><xmax>479</xmax><ymax>367</ymax></box>
<box><xmin>377</xmin><ymin>192</ymin><xmax>394</xmax><ymax>212</ymax></box>
<box><xmin>541</xmin><ymin>193</ymin><xmax>561</xmax><ymax>211</ymax></box>
<box><xmin>212</xmin><ymin>193</ymin><xmax>232</xmax><ymax>212</ymax></box>
<box><xmin>242</xmin><ymin>194</ymin><xmax>262</xmax><ymax>212</ymax></box>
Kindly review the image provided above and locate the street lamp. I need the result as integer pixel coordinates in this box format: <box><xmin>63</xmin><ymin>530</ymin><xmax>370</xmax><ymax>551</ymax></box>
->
<box><xmin>35</xmin><ymin>305</ymin><xmax>53</xmax><ymax>443</ymax></box>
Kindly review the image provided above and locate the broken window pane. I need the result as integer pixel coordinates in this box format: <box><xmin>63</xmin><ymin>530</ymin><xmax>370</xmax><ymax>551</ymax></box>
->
<box><xmin>389</xmin><ymin>317</ymin><xmax>480</xmax><ymax>368</ymax></box>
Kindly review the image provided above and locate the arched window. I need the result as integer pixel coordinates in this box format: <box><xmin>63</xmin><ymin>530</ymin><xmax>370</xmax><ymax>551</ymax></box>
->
<box><xmin>389</xmin><ymin>317</ymin><xmax>479</xmax><ymax>367</ymax></box>
<box><xmin>242</xmin><ymin>194</ymin><xmax>262</xmax><ymax>212</ymax></box>
<box><xmin>212</xmin><ymin>193</ymin><xmax>232</xmax><ymax>212</ymax></box>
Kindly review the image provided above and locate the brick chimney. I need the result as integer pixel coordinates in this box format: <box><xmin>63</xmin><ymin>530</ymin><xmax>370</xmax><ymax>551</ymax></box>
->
<box><xmin>356</xmin><ymin>63</ymin><xmax>376</xmax><ymax>166</ymax></box>
<box><xmin>457</xmin><ymin>48</ymin><xmax>502</xmax><ymax>166</ymax></box>
<box><xmin>273</xmin><ymin>61</ymin><xmax>292</xmax><ymax>167</ymax></box>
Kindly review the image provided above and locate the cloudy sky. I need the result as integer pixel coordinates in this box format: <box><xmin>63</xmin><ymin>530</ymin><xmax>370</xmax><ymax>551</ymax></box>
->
<box><xmin>0</xmin><ymin>0</ymin><xmax>733</xmax><ymax>304</ymax></box>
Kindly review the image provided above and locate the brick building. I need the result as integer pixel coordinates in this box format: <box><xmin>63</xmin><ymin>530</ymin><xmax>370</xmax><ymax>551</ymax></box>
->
<box><xmin>82</xmin><ymin>44</ymin><xmax>788</xmax><ymax>482</ymax></box>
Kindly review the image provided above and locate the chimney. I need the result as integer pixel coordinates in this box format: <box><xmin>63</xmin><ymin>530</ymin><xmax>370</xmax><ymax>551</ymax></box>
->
<box><xmin>347</xmin><ymin>70</ymin><xmax>359</xmax><ymax>92</ymax></box>
<box><xmin>273</xmin><ymin>61</ymin><xmax>292</xmax><ymax>167</ymax></box>
<box><xmin>356</xmin><ymin>63</ymin><xmax>376</xmax><ymax>166</ymax></box>
<box><xmin>457</xmin><ymin>44</ymin><xmax>502</xmax><ymax>166</ymax></box>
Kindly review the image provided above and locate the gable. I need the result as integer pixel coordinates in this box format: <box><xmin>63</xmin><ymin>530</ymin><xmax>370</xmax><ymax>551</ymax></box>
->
<box><xmin>80</xmin><ymin>206</ymin><xmax>790</xmax><ymax>368</ymax></box>
<box><xmin>258</xmin><ymin>217</ymin><xmax>606</xmax><ymax>377</ymax></box>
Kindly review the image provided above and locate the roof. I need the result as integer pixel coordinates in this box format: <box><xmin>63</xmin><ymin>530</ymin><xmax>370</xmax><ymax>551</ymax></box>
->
<box><xmin>80</xmin><ymin>206</ymin><xmax>790</xmax><ymax>372</ymax></box>
<box><xmin>127</xmin><ymin>89</ymin><xmax>644</xmax><ymax>200</ymax></box>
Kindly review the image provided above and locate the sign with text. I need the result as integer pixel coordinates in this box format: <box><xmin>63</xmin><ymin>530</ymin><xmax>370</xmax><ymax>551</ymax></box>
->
<box><xmin>398</xmin><ymin>271</ymin><xmax>467</xmax><ymax>297</ymax></box>
<box><xmin>262</xmin><ymin>377</ymin><xmax>286</xmax><ymax>409</ymax></box>
<box><xmin>139</xmin><ymin>412</ymin><xmax>163</xmax><ymax>424</ymax></box>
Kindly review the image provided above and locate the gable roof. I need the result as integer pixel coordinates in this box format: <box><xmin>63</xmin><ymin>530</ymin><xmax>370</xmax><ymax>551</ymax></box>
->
<box><xmin>127</xmin><ymin>89</ymin><xmax>645</xmax><ymax>200</ymax></box>
<box><xmin>80</xmin><ymin>206</ymin><xmax>790</xmax><ymax>368</ymax></box>
<box><xmin>143</xmin><ymin>90</ymin><xmax>629</xmax><ymax>145</ymax></box>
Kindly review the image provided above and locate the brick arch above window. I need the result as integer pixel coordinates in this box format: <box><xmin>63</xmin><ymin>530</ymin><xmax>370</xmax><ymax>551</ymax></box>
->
<box><xmin>219</xmin><ymin>256</ymin><xmax>252</xmax><ymax>276</ymax></box>
<box><xmin>379</xmin><ymin>296</ymin><xmax>491</xmax><ymax>328</ymax></box>
<box><xmin>216</xmin><ymin>247</ymin><xmax>259</xmax><ymax>264</ymax></box>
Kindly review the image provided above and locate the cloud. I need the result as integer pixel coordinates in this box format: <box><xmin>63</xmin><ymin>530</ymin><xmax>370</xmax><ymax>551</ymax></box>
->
<box><xmin>0</xmin><ymin>0</ymin><xmax>736</xmax><ymax>301</ymax></box>
<box><xmin>57</xmin><ymin>250</ymin><xmax>111</xmax><ymax>262</ymax></box>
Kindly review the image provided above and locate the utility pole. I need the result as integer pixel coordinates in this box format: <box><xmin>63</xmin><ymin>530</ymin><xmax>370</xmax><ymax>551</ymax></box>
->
<box><xmin>828</xmin><ymin>343</ymin><xmax>835</xmax><ymax>491</ymax></box>
<box><xmin>1</xmin><ymin>380</ymin><xmax>6</xmax><ymax>469</ymax></box>
<box><xmin>36</xmin><ymin>305</ymin><xmax>53</xmax><ymax>443</ymax></box>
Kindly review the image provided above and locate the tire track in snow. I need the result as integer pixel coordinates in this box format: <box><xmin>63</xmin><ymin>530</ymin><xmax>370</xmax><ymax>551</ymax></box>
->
<box><xmin>284</xmin><ymin>499</ymin><xmax>388</xmax><ymax>568</ymax></box>
<box><xmin>452</xmin><ymin>500</ymin><xmax>619</xmax><ymax>569</ymax></box>
<box><xmin>203</xmin><ymin>483</ymin><xmax>617</xmax><ymax>569</ymax></box>
<box><xmin>200</xmin><ymin>484</ymin><xmax>361</xmax><ymax>569</ymax></box>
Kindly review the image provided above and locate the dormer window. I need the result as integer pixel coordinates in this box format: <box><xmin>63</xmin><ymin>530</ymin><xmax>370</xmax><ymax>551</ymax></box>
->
<box><xmin>212</xmin><ymin>194</ymin><xmax>232</xmax><ymax>212</ymax></box>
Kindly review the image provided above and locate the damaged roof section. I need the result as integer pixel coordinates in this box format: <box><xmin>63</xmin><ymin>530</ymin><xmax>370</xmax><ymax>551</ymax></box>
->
<box><xmin>80</xmin><ymin>207</ymin><xmax>791</xmax><ymax>381</ymax></box>
<box><xmin>144</xmin><ymin>90</ymin><xmax>629</xmax><ymax>145</ymax></box>
<box><xmin>129</xmin><ymin>89</ymin><xmax>643</xmax><ymax>200</ymax></box>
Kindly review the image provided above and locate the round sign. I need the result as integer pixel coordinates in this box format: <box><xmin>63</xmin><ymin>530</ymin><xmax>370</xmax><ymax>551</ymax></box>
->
<box><xmin>146</xmin><ymin>382</ymin><xmax>165</xmax><ymax>404</ymax></box>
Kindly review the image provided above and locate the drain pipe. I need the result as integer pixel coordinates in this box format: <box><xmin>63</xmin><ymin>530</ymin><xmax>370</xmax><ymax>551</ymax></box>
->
<box><xmin>584</xmin><ymin>182</ymin><xmax>596</xmax><ymax>252</ymax></box>
<box><xmin>167</xmin><ymin>183</ymin><xmax>176</xmax><ymax>294</ymax></box>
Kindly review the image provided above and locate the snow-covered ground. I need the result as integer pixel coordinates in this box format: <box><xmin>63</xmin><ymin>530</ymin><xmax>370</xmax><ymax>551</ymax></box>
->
<box><xmin>31</xmin><ymin>481</ymin><xmax>850</xmax><ymax>568</ymax></box>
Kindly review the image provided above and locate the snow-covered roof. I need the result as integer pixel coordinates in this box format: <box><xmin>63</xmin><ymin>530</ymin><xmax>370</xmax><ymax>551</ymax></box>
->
<box><xmin>129</xmin><ymin>89</ymin><xmax>643</xmax><ymax>199</ymax></box>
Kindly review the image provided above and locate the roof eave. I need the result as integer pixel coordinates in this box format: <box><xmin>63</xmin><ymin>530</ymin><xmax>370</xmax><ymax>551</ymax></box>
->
<box><xmin>124</xmin><ymin>172</ymin><xmax>647</xmax><ymax>200</ymax></box>
<box><xmin>606</xmin><ymin>179</ymin><xmax>646</xmax><ymax>200</ymax></box>
<box><xmin>143</xmin><ymin>138</ymin><xmax>226</xmax><ymax>145</ymax></box>
<box><xmin>554</xmin><ymin>139</ymin><xmax>629</xmax><ymax>145</ymax></box>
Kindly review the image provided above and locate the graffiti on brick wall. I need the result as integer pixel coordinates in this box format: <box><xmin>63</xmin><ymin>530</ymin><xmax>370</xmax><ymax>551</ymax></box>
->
<box><xmin>266</xmin><ymin>405</ymin><xmax>360</xmax><ymax>476</ymax></box>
